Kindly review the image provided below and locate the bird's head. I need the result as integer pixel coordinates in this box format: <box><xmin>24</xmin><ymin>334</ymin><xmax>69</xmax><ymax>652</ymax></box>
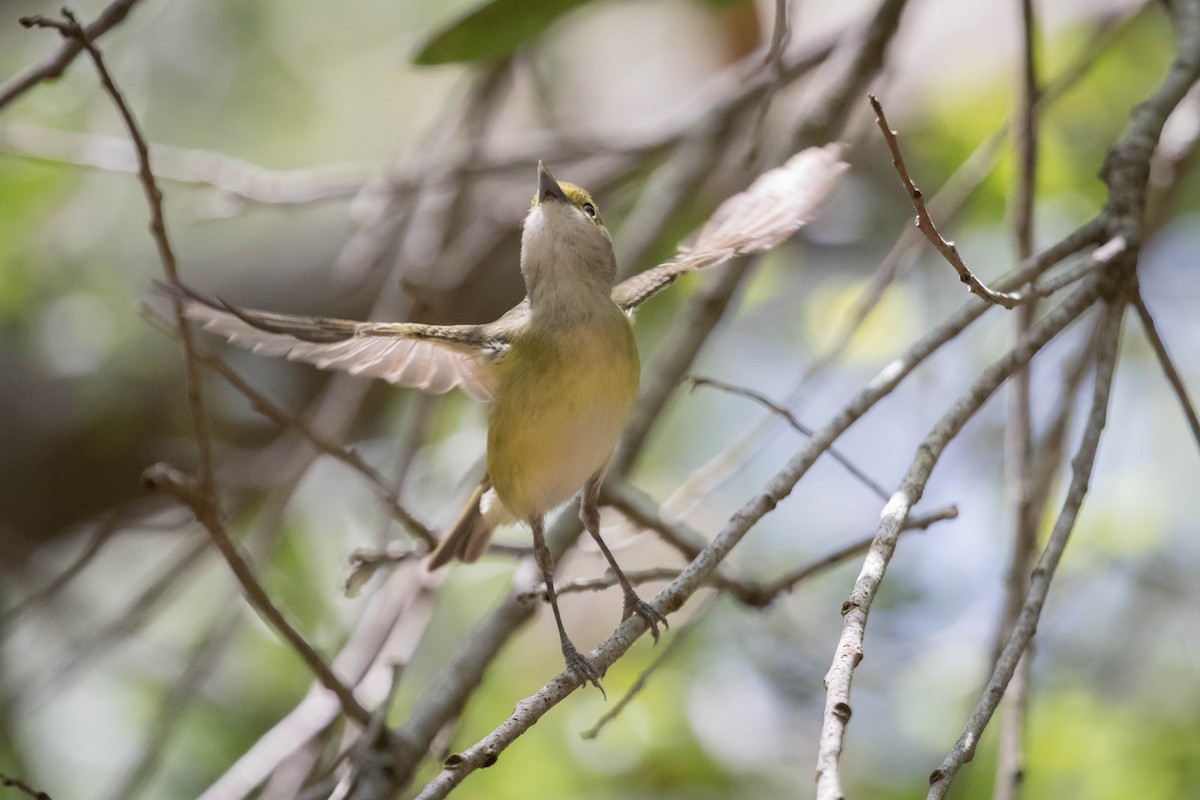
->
<box><xmin>520</xmin><ymin>162</ymin><xmax>618</xmax><ymax>311</ymax></box>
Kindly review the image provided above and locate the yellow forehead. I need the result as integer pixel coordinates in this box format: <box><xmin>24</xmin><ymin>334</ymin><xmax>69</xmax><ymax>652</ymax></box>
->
<box><xmin>531</xmin><ymin>181</ymin><xmax>599</xmax><ymax>215</ymax></box>
<box><xmin>561</xmin><ymin>182</ymin><xmax>594</xmax><ymax>208</ymax></box>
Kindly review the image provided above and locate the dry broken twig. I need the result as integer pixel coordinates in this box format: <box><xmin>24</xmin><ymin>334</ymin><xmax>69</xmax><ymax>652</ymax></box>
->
<box><xmin>868</xmin><ymin>94</ymin><xmax>1024</xmax><ymax>308</ymax></box>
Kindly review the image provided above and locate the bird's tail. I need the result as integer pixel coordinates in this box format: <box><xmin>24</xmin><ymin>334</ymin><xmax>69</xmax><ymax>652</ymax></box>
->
<box><xmin>427</xmin><ymin>477</ymin><xmax>511</xmax><ymax>570</ymax></box>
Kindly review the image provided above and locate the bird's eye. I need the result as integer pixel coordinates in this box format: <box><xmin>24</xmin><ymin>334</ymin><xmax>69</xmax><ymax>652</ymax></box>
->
<box><xmin>582</xmin><ymin>203</ymin><xmax>597</xmax><ymax>219</ymax></box>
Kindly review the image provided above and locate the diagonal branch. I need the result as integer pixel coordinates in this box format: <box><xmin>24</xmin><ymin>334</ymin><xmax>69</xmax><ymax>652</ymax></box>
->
<box><xmin>142</xmin><ymin>463</ymin><xmax>370</xmax><ymax>726</ymax></box>
<box><xmin>927</xmin><ymin>297</ymin><xmax>1125</xmax><ymax>799</ymax></box>
<box><xmin>142</xmin><ymin>307</ymin><xmax>436</xmax><ymax>548</ymax></box>
<box><xmin>814</xmin><ymin>275</ymin><xmax>1104</xmax><ymax>800</ymax></box>
<box><xmin>0</xmin><ymin>774</ymin><xmax>52</xmax><ymax>800</ymax></box>
<box><xmin>1132</xmin><ymin>293</ymin><xmax>1200</xmax><ymax>455</ymax></box>
<box><xmin>21</xmin><ymin>9</ymin><xmax>215</xmax><ymax>494</ymax></box>
<box><xmin>0</xmin><ymin>0</ymin><xmax>143</xmax><ymax>111</ymax></box>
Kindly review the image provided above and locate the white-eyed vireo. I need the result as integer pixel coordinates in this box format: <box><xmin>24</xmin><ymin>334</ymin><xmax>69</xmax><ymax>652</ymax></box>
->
<box><xmin>174</xmin><ymin>147</ymin><xmax>847</xmax><ymax>688</ymax></box>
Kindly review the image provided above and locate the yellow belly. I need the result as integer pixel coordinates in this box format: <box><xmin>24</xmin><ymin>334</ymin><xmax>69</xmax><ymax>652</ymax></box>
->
<box><xmin>487</xmin><ymin>313</ymin><xmax>639</xmax><ymax>521</ymax></box>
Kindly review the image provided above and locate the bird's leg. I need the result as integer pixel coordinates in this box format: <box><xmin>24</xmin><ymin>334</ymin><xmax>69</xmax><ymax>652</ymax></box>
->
<box><xmin>529</xmin><ymin>515</ymin><xmax>603</xmax><ymax>694</ymax></box>
<box><xmin>580</xmin><ymin>474</ymin><xmax>669</xmax><ymax>642</ymax></box>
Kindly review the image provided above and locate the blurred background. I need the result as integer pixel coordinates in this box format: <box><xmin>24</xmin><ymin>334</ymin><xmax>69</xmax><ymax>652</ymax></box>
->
<box><xmin>1</xmin><ymin>0</ymin><xmax>1199</xmax><ymax>798</ymax></box>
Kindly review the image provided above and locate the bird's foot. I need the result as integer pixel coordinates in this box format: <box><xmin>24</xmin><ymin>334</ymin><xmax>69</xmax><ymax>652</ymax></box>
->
<box><xmin>562</xmin><ymin>642</ymin><xmax>605</xmax><ymax>698</ymax></box>
<box><xmin>621</xmin><ymin>592</ymin><xmax>669</xmax><ymax>642</ymax></box>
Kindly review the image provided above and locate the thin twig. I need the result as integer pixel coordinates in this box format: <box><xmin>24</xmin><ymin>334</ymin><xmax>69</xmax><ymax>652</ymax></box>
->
<box><xmin>601</xmin><ymin>482</ymin><xmax>957</xmax><ymax>604</ymax></box>
<box><xmin>994</xmin><ymin>2</ymin><xmax>1041</xmax><ymax>796</ymax></box>
<box><xmin>746</xmin><ymin>0</ymin><xmax>792</xmax><ymax>159</ymax></box>
<box><xmin>600</xmin><ymin>480</ymin><xmax>717</xmax><ymax>561</ymax></box>
<box><xmin>143</xmin><ymin>463</ymin><xmax>371</xmax><ymax>726</ymax></box>
<box><xmin>1026</xmin><ymin>325</ymin><xmax>1100</xmax><ymax>526</ymax></box>
<box><xmin>22</xmin><ymin>10</ymin><xmax>217</xmax><ymax>496</ymax></box>
<box><xmin>142</xmin><ymin>307</ymin><xmax>436</xmax><ymax>548</ymax></box>
<box><xmin>0</xmin><ymin>774</ymin><xmax>52</xmax><ymax>800</ymax></box>
<box><xmin>790</xmin><ymin>0</ymin><xmax>911</xmax><ymax>149</ymax></box>
<box><xmin>688</xmin><ymin>375</ymin><xmax>891</xmax><ymax>501</ymax></box>
<box><xmin>196</xmin><ymin>573</ymin><xmax>432</xmax><ymax>800</ymax></box>
<box><xmin>578</xmin><ymin>497</ymin><xmax>944</xmax><ymax>745</ymax></box>
<box><xmin>1132</xmin><ymin>293</ymin><xmax>1200</xmax><ymax>455</ymax></box>
<box><xmin>581</xmin><ymin>594</ymin><xmax>718</xmax><ymax>740</ymax></box>
<box><xmin>928</xmin><ymin>297</ymin><xmax>1124</xmax><ymax>799</ymax></box>
<box><xmin>0</xmin><ymin>121</ymin><xmax>379</xmax><ymax>211</ymax></box>
<box><xmin>1</xmin><ymin>504</ymin><xmax>132</xmax><ymax>624</ymax></box>
<box><xmin>763</xmin><ymin>505</ymin><xmax>959</xmax><ymax>597</ymax></box>
<box><xmin>0</xmin><ymin>0</ymin><xmax>142</xmax><ymax>111</ymax></box>
<box><xmin>869</xmin><ymin>94</ymin><xmax>1023</xmax><ymax>308</ymax></box>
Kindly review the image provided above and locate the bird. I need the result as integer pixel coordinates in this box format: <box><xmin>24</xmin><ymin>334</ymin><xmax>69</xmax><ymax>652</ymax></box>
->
<box><xmin>169</xmin><ymin>145</ymin><xmax>847</xmax><ymax>689</ymax></box>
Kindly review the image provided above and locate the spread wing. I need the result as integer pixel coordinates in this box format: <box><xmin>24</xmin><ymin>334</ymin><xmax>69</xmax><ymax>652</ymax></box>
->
<box><xmin>163</xmin><ymin>283</ymin><xmax>513</xmax><ymax>401</ymax></box>
<box><xmin>612</xmin><ymin>143</ymin><xmax>848</xmax><ymax>311</ymax></box>
<box><xmin>163</xmin><ymin>145</ymin><xmax>844</xmax><ymax>399</ymax></box>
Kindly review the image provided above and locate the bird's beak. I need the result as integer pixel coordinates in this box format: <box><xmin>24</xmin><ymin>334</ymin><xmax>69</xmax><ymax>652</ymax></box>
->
<box><xmin>537</xmin><ymin>161</ymin><xmax>567</xmax><ymax>204</ymax></box>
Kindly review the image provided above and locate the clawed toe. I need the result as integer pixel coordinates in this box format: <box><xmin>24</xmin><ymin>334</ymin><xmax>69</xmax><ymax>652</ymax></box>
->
<box><xmin>622</xmin><ymin>593</ymin><xmax>669</xmax><ymax>642</ymax></box>
<box><xmin>563</xmin><ymin>643</ymin><xmax>605</xmax><ymax>697</ymax></box>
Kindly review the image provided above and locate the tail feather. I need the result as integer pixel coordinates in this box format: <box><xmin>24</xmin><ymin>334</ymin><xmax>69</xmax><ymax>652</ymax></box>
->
<box><xmin>427</xmin><ymin>478</ymin><xmax>509</xmax><ymax>569</ymax></box>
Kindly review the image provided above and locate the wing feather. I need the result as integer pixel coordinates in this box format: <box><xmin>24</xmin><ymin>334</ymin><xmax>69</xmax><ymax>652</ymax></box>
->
<box><xmin>612</xmin><ymin>144</ymin><xmax>849</xmax><ymax>311</ymax></box>
<box><xmin>166</xmin><ymin>284</ymin><xmax>503</xmax><ymax>401</ymax></box>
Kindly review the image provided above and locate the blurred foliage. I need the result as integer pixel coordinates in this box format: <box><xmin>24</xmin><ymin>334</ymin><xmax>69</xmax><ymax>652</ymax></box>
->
<box><xmin>1</xmin><ymin>1</ymin><xmax>1199</xmax><ymax>800</ymax></box>
<box><xmin>413</xmin><ymin>0</ymin><xmax>596</xmax><ymax>65</ymax></box>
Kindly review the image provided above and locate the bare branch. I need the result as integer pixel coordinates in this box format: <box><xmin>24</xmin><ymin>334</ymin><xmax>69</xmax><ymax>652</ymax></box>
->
<box><xmin>1</xmin><ymin>504</ymin><xmax>134</xmax><ymax>624</ymax></box>
<box><xmin>763</xmin><ymin>505</ymin><xmax>958</xmax><ymax>597</ymax></box>
<box><xmin>995</xmin><ymin>2</ymin><xmax>1041</xmax><ymax>795</ymax></box>
<box><xmin>1132</xmin><ymin>293</ymin><xmax>1200</xmax><ymax>455</ymax></box>
<box><xmin>1100</xmin><ymin>0</ymin><xmax>1200</xmax><ymax>235</ymax></box>
<box><xmin>196</xmin><ymin>573</ymin><xmax>432</xmax><ymax>800</ymax></box>
<box><xmin>0</xmin><ymin>774</ymin><xmax>52</xmax><ymax>800</ymax></box>
<box><xmin>600</xmin><ymin>480</ymin><xmax>709</xmax><ymax>561</ymax></box>
<box><xmin>0</xmin><ymin>121</ymin><xmax>379</xmax><ymax>210</ymax></box>
<box><xmin>22</xmin><ymin>9</ymin><xmax>216</xmax><ymax>495</ymax></box>
<box><xmin>815</xmin><ymin>275</ymin><xmax>1104</xmax><ymax>800</ymax></box>
<box><xmin>142</xmin><ymin>462</ymin><xmax>371</xmax><ymax>726</ymax></box>
<box><xmin>791</xmin><ymin>0</ymin><xmax>911</xmax><ymax>148</ymax></box>
<box><xmin>928</xmin><ymin>297</ymin><xmax>1124</xmax><ymax>798</ymax></box>
<box><xmin>601</xmin><ymin>480</ymin><xmax>957</xmax><ymax>605</ymax></box>
<box><xmin>868</xmin><ymin>94</ymin><xmax>1023</xmax><ymax>308</ymax></box>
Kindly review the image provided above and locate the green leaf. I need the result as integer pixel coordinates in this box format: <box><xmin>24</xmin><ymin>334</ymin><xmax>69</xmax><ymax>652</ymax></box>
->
<box><xmin>412</xmin><ymin>0</ymin><xmax>593</xmax><ymax>65</ymax></box>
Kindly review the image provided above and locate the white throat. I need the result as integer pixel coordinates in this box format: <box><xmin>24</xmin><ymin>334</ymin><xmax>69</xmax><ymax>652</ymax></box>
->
<box><xmin>521</xmin><ymin>202</ymin><xmax>618</xmax><ymax>323</ymax></box>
